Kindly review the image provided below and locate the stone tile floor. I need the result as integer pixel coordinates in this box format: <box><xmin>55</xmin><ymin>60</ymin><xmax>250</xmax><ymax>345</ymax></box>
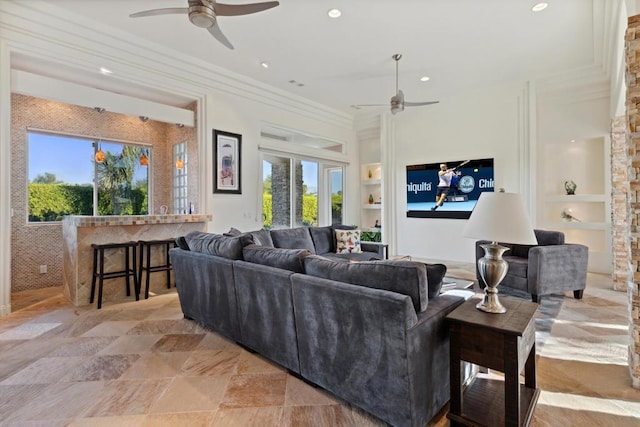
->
<box><xmin>1</xmin><ymin>264</ymin><xmax>639</xmax><ymax>426</ymax></box>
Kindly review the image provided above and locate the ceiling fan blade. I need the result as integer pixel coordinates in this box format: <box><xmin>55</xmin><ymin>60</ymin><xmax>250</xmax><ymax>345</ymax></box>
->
<box><xmin>212</xmin><ymin>1</ymin><xmax>279</xmax><ymax>16</ymax></box>
<box><xmin>353</xmin><ymin>104</ymin><xmax>388</xmax><ymax>107</ymax></box>
<box><xmin>129</xmin><ymin>8</ymin><xmax>188</xmax><ymax>18</ymax></box>
<box><xmin>208</xmin><ymin>24</ymin><xmax>234</xmax><ymax>49</ymax></box>
<box><xmin>404</xmin><ymin>101</ymin><xmax>440</xmax><ymax>106</ymax></box>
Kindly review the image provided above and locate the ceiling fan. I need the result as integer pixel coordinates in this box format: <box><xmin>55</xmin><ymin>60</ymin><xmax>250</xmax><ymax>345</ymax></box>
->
<box><xmin>355</xmin><ymin>54</ymin><xmax>439</xmax><ymax>114</ymax></box>
<box><xmin>129</xmin><ymin>0</ymin><xmax>280</xmax><ymax>50</ymax></box>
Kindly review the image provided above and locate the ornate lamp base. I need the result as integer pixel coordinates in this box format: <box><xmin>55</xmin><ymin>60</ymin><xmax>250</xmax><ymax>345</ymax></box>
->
<box><xmin>477</xmin><ymin>242</ymin><xmax>509</xmax><ymax>314</ymax></box>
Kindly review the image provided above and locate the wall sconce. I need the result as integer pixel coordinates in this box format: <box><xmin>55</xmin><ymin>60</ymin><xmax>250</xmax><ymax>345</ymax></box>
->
<box><xmin>139</xmin><ymin>116</ymin><xmax>149</xmax><ymax>122</ymax></box>
<box><xmin>176</xmin><ymin>157</ymin><xmax>184</xmax><ymax>169</ymax></box>
<box><xmin>94</xmin><ymin>107</ymin><xmax>105</xmax><ymax>113</ymax></box>
<box><xmin>176</xmin><ymin>123</ymin><xmax>184</xmax><ymax>128</ymax></box>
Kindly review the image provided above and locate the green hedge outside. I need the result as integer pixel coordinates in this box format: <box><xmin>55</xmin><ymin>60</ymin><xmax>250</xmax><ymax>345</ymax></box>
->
<box><xmin>28</xmin><ymin>183</ymin><xmax>147</xmax><ymax>221</ymax></box>
<box><xmin>262</xmin><ymin>194</ymin><xmax>319</xmax><ymax>228</ymax></box>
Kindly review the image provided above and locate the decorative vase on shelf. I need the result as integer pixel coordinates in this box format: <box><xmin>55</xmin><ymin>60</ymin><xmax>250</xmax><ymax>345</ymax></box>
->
<box><xmin>368</xmin><ymin>194</ymin><xmax>374</xmax><ymax>204</ymax></box>
<box><xmin>368</xmin><ymin>170</ymin><xmax>373</xmax><ymax>179</ymax></box>
<box><xmin>564</xmin><ymin>180</ymin><xmax>577</xmax><ymax>195</ymax></box>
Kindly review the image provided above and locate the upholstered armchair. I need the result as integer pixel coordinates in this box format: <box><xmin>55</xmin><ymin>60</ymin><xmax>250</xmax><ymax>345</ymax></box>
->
<box><xmin>475</xmin><ymin>229</ymin><xmax>588</xmax><ymax>303</ymax></box>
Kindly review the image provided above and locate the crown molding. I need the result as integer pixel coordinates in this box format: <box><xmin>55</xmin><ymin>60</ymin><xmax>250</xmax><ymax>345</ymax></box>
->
<box><xmin>535</xmin><ymin>0</ymin><xmax>618</xmax><ymax>98</ymax></box>
<box><xmin>0</xmin><ymin>1</ymin><xmax>354</xmax><ymax>130</ymax></box>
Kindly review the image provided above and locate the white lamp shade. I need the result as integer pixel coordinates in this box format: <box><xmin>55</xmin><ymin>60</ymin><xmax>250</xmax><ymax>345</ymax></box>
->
<box><xmin>462</xmin><ymin>191</ymin><xmax>537</xmax><ymax>245</ymax></box>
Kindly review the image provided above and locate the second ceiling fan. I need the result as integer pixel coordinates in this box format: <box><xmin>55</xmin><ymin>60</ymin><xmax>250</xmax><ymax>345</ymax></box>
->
<box><xmin>355</xmin><ymin>54</ymin><xmax>439</xmax><ymax>114</ymax></box>
<box><xmin>129</xmin><ymin>0</ymin><xmax>279</xmax><ymax>50</ymax></box>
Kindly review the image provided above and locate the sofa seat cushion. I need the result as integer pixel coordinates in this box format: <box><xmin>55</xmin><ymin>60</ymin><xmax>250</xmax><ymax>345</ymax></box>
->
<box><xmin>270</xmin><ymin>227</ymin><xmax>316</xmax><ymax>253</ymax></box>
<box><xmin>242</xmin><ymin>245</ymin><xmax>311</xmax><ymax>273</ymax></box>
<box><xmin>303</xmin><ymin>255</ymin><xmax>428</xmax><ymax>312</ymax></box>
<box><xmin>183</xmin><ymin>231</ymin><xmax>246</xmax><ymax>260</ymax></box>
<box><xmin>504</xmin><ymin>256</ymin><xmax>528</xmax><ymax>278</ymax></box>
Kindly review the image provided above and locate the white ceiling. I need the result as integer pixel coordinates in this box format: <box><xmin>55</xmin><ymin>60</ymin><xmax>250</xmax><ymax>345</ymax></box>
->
<box><xmin>16</xmin><ymin>0</ymin><xmax>605</xmax><ymax>113</ymax></box>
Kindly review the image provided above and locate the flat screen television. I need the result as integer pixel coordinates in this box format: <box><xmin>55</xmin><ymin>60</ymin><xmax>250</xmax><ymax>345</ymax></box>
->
<box><xmin>406</xmin><ymin>158</ymin><xmax>494</xmax><ymax>219</ymax></box>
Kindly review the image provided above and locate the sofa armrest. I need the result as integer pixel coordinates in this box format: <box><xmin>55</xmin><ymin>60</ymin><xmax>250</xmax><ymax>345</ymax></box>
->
<box><xmin>361</xmin><ymin>241</ymin><xmax>388</xmax><ymax>259</ymax></box>
<box><xmin>527</xmin><ymin>244</ymin><xmax>588</xmax><ymax>295</ymax></box>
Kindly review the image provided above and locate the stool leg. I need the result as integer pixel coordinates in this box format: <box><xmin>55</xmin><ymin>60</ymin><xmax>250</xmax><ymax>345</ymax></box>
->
<box><xmin>132</xmin><ymin>244</ymin><xmax>139</xmax><ymax>301</ymax></box>
<box><xmin>137</xmin><ymin>243</ymin><xmax>144</xmax><ymax>299</ymax></box>
<box><xmin>165</xmin><ymin>242</ymin><xmax>171</xmax><ymax>289</ymax></box>
<box><xmin>145</xmin><ymin>243</ymin><xmax>152</xmax><ymax>299</ymax></box>
<box><xmin>90</xmin><ymin>247</ymin><xmax>98</xmax><ymax>304</ymax></box>
<box><xmin>97</xmin><ymin>248</ymin><xmax>105</xmax><ymax>309</ymax></box>
<box><xmin>124</xmin><ymin>246</ymin><xmax>131</xmax><ymax>297</ymax></box>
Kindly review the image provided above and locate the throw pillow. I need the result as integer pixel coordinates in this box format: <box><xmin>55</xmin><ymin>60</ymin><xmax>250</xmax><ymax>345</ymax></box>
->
<box><xmin>175</xmin><ymin>236</ymin><xmax>190</xmax><ymax>251</ymax></box>
<box><xmin>223</xmin><ymin>227</ymin><xmax>243</xmax><ymax>237</ymax></box>
<box><xmin>243</xmin><ymin>244</ymin><xmax>310</xmax><ymax>273</ymax></box>
<box><xmin>424</xmin><ymin>263</ymin><xmax>447</xmax><ymax>298</ymax></box>
<box><xmin>183</xmin><ymin>231</ymin><xmax>247</xmax><ymax>260</ymax></box>
<box><xmin>335</xmin><ymin>229</ymin><xmax>362</xmax><ymax>254</ymax></box>
<box><xmin>248</xmin><ymin>228</ymin><xmax>275</xmax><ymax>247</ymax></box>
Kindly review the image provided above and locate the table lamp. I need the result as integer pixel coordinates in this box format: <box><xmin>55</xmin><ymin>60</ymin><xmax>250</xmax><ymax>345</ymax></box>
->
<box><xmin>462</xmin><ymin>189</ymin><xmax>537</xmax><ymax>313</ymax></box>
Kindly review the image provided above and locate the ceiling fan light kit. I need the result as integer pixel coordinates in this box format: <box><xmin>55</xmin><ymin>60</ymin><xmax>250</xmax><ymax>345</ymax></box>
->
<box><xmin>354</xmin><ymin>54</ymin><xmax>439</xmax><ymax>114</ymax></box>
<box><xmin>129</xmin><ymin>0</ymin><xmax>280</xmax><ymax>50</ymax></box>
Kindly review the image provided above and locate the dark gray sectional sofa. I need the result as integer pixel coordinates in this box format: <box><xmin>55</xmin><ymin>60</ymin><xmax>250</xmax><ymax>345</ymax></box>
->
<box><xmin>169</xmin><ymin>225</ymin><xmax>465</xmax><ymax>427</ymax></box>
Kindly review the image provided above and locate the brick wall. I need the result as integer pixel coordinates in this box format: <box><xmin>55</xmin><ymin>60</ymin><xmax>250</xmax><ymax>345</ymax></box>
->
<box><xmin>625</xmin><ymin>15</ymin><xmax>640</xmax><ymax>388</ymax></box>
<box><xmin>10</xmin><ymin>94</ymin><xmax>197</xmax><ymax>292</ymax></box>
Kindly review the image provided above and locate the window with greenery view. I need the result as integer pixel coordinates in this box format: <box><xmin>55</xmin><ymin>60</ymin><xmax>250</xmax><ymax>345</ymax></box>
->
<box><xmin>328</xmin><ymin>167</ymin><xmax>343</xmax><ymax>225</ymax></box>
<box><xmin>28</xmin><ymin>132</ymin><xmax>149</xmax><ymax>222</ymax></box>
<box><xmin>262</xmin><ymin>154</ymin><xmax>343</xmax><ymax>229</ymax></box>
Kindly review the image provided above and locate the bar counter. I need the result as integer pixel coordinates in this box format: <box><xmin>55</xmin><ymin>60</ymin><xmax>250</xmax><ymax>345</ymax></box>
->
<box><xmin>62</xmin><ymin>214</ymin><xmax>211</xmax><ymax>306</ymax></box>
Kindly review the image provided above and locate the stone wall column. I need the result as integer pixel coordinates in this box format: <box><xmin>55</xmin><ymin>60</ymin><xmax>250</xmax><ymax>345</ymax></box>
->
<box><xmin>612</xmin><ymin>115</ymin><xmax>632</xmax><ymax>292</ymax></box>
<box><xmin>294</xmin><ymin>160</ymin><xmax>303</xmax><ymax>226</ymax></box>
<box><xmin>271</xmin><ymin>159</ymin><xmax>290</xmax><ymax>228</ymax></box>
<box><xmin>625</xmin><ymin>15</ymin><xmax>640</xmax><ymax>388</ymax></box>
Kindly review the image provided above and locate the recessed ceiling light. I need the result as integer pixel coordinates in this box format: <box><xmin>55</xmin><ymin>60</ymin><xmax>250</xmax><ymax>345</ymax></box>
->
<box><xmin>420</xmin><ymin>76</ymin><xmax>430</xmax><ymax>82</ymax></box>
<box><xmin>531</xmin><ymin>2</ymin><xmax>548</xmax><ymax>12</ymax></box>
<box><xmin>260</xmin><ymin>61</ymin><xmax>269</xmax><ymax>69</ymax></box>
<box><xmin>99</xmin><ymin>67</ymin><xmax>113</xmax><ymax>75</ymax></box>
<box><xmin>327</xmin><ymin>8</ymin><xmax>341</xmax><ymax>18</ymax></box>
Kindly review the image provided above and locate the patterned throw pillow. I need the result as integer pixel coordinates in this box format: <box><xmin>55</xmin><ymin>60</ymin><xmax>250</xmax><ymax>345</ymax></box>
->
<box><xmin>335</xmin><ymin>229</ymin><xmax>362</xmax><ymax>254</ymax></box>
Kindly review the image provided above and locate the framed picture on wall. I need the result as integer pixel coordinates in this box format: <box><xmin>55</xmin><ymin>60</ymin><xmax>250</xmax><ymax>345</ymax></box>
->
<box><xmin>213</xmin><ymin>129</ymin><xmax>242</xmax><ymax>194</ymax></box>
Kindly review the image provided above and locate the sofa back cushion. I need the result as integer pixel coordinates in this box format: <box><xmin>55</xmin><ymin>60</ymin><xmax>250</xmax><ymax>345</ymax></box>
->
<box><xmin>534</xmin><ymin>229</ymin><xmax>564</xmax><ymax>245</ymax></box>
<box><xmin>242</xmin><ymin>245</ymin><xmax>311</xmax><ymax>273</ymax></box>
<box><xmin>270</xmin><ymin>227</ymin><xmax>316</xmax><ymax>254</ymax></box>
<box><xmin>309</xmin><ymin>226</ymin><xmax>334</xmax><ymax>254</ymax></box>
<box><xmin>510</xmin><ymin>229</ymin><xmax>563</xmax><ymax>258</ymax></box>
<box><xmin>183</xmin><ymin>231</ymin><xmax>245</xmax><ymax>260</ymax></box>
<box><xmin>303</xmin><ymin>255</ymin><xmax>428</xmax><ymax>312</ymax></box>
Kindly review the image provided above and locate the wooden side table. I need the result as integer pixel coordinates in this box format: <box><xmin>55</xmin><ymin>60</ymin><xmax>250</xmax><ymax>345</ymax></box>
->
<box><xmin>446</xmin><ymin>297</ymin><xmax>539</xmax><ymax>427</ymax></box>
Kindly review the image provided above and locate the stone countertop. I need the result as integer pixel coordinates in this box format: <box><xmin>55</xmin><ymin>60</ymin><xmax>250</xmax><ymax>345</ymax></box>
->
<box><xmin>62</xmin><ymin>214</ymin><xmax>212</xmax><ymax>227</ymax></box>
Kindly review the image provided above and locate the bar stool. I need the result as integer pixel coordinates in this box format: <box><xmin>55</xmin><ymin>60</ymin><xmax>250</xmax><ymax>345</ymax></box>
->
<box><xmin>90</xmin><ymin>241</ymin><xmax>139</xmax><ymax>309</ymax></box>
<box><xmin>138</xmin><ymin>238</ymin><xmax>177</xmax><ymax>299</ymax></box>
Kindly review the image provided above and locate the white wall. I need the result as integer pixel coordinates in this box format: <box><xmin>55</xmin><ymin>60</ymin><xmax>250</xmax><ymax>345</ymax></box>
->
<box><xmin>204</xmin><ymin>90</ymin><xmax>358</xmax><ymax>234</ymax></box>
<box><xmin>391</xmin><ymin>82</ymin><xmax>529</xmax><ymax>263</ymax></box>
